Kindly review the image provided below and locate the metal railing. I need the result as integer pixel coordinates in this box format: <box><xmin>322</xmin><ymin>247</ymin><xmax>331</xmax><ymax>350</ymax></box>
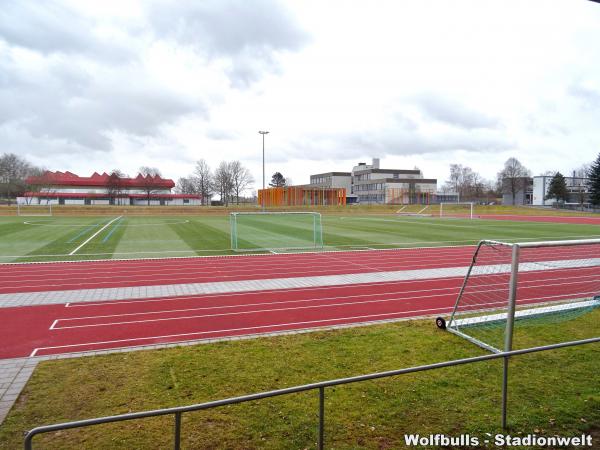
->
<box><xmin>24</xmin><ymin>336</ymin><xmax>600</xmax><ymax>450</ymax></box>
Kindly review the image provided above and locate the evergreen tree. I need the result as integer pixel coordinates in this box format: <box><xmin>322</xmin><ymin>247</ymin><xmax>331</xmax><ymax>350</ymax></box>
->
<box><xmin>588</xmin><ymin>153</ymin><xmax>600</xmax><ymax>207</ymax></box>
<box><xmin>545</xmin><ymin>172</ymin><xmax>569</xmax><ymax>205</ymax></box>
<box><xmin>269</xmin><ymin>172</ymin><xmax>286</xmax><ymax>187</ymax></box>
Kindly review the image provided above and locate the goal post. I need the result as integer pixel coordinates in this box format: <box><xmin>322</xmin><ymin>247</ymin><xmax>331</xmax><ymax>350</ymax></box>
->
<box><xmin>439</xmin><ymin>202</ymin><xmax>474</xmax><ymax>219</ymax></box>
<box><xmin>16</xmin><ymin>203</ymin><xmax>53</xmax><ymax>217</ymax></box>
<box><xmin>437</xmin><ymin>238</ymin><xmax>600</xmax><ymax>353</ymax></box>
<box><xmin>230</xmin><ymin>211</ymin><xmax>324</xmax><ymax>252</ymax></box>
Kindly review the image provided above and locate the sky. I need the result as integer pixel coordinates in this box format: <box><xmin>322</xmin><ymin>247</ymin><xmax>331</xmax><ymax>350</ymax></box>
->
<box><xmin>1</xmin><ymin>0</ymin><xmax>600</xmax><ymax>192</ymax></box>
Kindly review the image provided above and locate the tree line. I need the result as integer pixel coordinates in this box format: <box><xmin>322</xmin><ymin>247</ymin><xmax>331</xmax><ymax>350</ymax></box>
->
<box><xmin>175</xmin><ymin>159</ymin><xmax>255</xmax><ymax>206</ymax></box>
<box><xmin>545</xmin><ymin>154</ymin><xmax>600</xmax><ymax>207</ymax></box>
<box><xmin>0</xmin><ymin>153</ymin><xmax>172</xmax><ymax>206</ymax></box>
<box><xmin>442</xmin><ymin>155</ymin><xmax>600</xmax><ymax>207</ymax></box>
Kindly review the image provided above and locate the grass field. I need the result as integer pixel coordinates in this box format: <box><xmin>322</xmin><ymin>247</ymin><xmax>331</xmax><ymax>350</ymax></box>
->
<box><xmin>1</xmin><ymin>206</ymin><xmax>599</xmax><ymax>449</ymax></box>
<box><xmin>0</xmin><ymin>313</ymin><xmax>598</xmax><ymax>449</ymax></box>
<box><xmin>2</xmin><ymin>210</ymin><xmax>600</xmax><ymax>262</ymax></box>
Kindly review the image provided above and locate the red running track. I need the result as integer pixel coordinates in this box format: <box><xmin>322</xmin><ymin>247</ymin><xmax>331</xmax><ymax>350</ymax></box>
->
<box><xmin>0</xmin><ymin>246</ymin><xmax>479</xmax><ymax>294</ymax></box>
<box><xmin>1</xmin><ymin>243</ymin><xmax>598</xmax><ymax>295</ymax></box>
<box><xmin>1</xmin><ymin>265</ymin><xmax>598</xmax><ymax>359</ymax></box>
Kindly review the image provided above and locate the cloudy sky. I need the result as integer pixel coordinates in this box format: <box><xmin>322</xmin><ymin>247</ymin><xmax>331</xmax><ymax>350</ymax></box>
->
<box><xmin>1</xmin><ymin>0</ymin><xmax>600</xmax><ymax>191</ymax></box>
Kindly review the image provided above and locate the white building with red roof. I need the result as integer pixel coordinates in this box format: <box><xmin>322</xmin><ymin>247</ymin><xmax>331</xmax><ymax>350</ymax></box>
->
<box><xmin>19</xmin><ymin>171</ymin><xmax>201</xmax><ymax>206</ymax></box>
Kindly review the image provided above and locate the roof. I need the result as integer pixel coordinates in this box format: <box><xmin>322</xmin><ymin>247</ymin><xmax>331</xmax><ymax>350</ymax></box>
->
<box><xmin>23</xmin><ymin>192</ymin><xmax>200</xmax><ymax>199</ymax></box>
<box><xmin>353</xmin><ymin>168</ymin><xmax>422</xmax><ymax>175</ymax></box>
<box><xmin>354</xmin><ymin>178</ymin><xmax>437</xmax><ymax>184</ymax></box>
<box><xmin>310</xmin><ymin>172</ymin><xmax>352</xmax><ymax>177</ymax></box>
<box><xmin>26</xmin><ymin>171</ymin><xmax>175</xmax><ymax>189</ymax></box>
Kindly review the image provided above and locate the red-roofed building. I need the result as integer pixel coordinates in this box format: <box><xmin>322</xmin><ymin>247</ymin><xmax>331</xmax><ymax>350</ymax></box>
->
<box><xmin>19</xmin><ymin>171</ymin><xmax>201</xmax><ymax>206</ymax></box>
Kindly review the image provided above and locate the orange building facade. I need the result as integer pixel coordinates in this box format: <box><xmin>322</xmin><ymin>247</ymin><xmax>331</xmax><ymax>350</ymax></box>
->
<box><xmin>258</xmin><ymin>187</ymin><xmax>346</xmax><ymax>207</ymax></box>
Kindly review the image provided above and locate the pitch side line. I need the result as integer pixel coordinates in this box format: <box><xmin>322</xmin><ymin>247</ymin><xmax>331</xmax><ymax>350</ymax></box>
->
<box><xmin>31</xmin><ymin>305</ymin><xmax>456</xmax><ymax>356</ymax></box>
<box><xmin>69</xmin><ymin>216</ymin><xmax>123</xmax><ymax>255</ymax></box>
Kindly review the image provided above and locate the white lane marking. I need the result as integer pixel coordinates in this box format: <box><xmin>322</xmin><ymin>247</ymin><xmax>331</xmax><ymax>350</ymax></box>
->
<box><xmin>55</xmin><ymin>273</ymin><xmax>600</xmax><ymax>322</ymax></box>
<box><xmin>53</xmin><ymin>290</ymin><xmax>460</xmax><ymax>329</ymax></box>
<box><xmin>49</xmin><ymin>319</ymin><xmax>58</xmax><ymax>330</ymax></box>
<box><xmin>30</xmin><ymin>304</ymin><xmax>457</xmax><ymax>356</ymax></box>
<box><xmin>51</xmin><ymin>279</ymin><xmax>600</xmax><ymax>331</ymax></box>
<box><xmin>69</xmin><ymin>216</ymin><xmax>123</xmax><ymax>255</ymax></box>
<box><xmin>63</xmin><ymin>276</ymin><xmax>467</xmax><ymax>308</ymax></box>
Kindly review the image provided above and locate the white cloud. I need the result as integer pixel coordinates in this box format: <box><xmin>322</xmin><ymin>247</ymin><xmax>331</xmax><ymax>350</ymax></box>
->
<box><xmin>1</xmin><ymin>0</ymin><xmax>600</xmax><ymax>190</ymax></box>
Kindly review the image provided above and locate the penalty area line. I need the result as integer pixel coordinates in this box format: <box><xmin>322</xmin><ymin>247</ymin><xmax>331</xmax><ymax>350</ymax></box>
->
<box><xmin>69</xmin><ymin>216</ymin><xmax>123</xmax><ymax>256</ymax></box>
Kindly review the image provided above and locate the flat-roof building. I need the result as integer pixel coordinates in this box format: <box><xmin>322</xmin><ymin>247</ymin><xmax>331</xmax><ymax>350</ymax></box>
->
<box><xmin>19</xmin><ymin>171</ymin><xmax>201</xmax><ymax>206</ymax></box>
<box><xmin>308</xmin><ymin>158</ymin><xmax>437</xmax><ymax>204</ymax></box>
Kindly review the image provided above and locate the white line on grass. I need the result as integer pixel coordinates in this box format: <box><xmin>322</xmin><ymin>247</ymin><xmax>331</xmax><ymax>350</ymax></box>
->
<box><xmin>68</xmin><ymin>216</ymin><xmax>123</xmax><ymax>256</ymax></box>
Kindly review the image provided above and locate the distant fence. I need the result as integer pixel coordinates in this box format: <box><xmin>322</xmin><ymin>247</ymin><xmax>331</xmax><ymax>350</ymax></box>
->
<box><xmin>24</xmin><ymin>336</ymin><xmax>600</xmax><ymax>450</ymax></box>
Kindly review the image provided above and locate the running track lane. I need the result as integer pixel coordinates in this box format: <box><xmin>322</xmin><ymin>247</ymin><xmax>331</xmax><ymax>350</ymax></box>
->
<box><xmin>1</xmin><ymin>266</ymin><xmax>598</xmax><ymax>358</ymax></box>
<box><xmin>1</xmin><ymin>244</ymin><xmax>598</xmax><ymax>294</ymax></box>
<box><xmin>0</xmin><ymin>247</ymin><xmax>478</xmax><ymax>294</ymax></box>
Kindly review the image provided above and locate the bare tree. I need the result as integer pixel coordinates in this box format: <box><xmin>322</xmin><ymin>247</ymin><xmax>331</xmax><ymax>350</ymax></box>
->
<box><xmin>214</xmin><ymin>161</ymin><xmax>234</xmax><ymax>206</ymax></box>
<box><xmin>175</xmin><ymin>177</ymin><xmax>197</xmax><ymax>195</ymax></box>
<box><xmin>193</xmin><ymin>159</ymin><xmax>214</xmax><ymax>206</ymax></box>
<box><xmin>443</xmin><ymin>164</ymin><xmax>485</xmax><ymax>201</ymax></box>
<box><xmin>571</xmin><ymin>164</ymin><xmax>591</xmax><ymax>208</ymax></box>
<box><xmin>230</xmin><ymin>161</ymin><xmax>254</xmax><ymax>204</ymax></box>
<box><xmin>0</xmin><ymin>153</ymin><xmax>38</xmax><ymax>204</ymax></box>
<box><xmin>105</xmin><ymin>169</ymin><xmax>126</xmax><ymax>205</ymax></box>
<box><xmin>497</xmin><ymin>158</ymin><xmax>531</xmax><ymax>205</ymax></box>
<box><xmin>138</xmin><ymin>166</ymin><xmax>164</xmax><ymax>205</ymax></box>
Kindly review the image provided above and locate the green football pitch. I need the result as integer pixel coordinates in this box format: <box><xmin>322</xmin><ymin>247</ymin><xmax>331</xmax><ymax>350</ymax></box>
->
<box><xmin>1</xmin><ymin>213</ymin><xmax>600</xmax><ymax>263</ymax></box>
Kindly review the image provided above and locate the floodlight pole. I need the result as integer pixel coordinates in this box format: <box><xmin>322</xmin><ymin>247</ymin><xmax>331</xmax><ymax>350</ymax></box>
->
<box><xmin>259</xmin><ymin>131</ymin><xmax>269</xmax><ymax>210</ymax></box>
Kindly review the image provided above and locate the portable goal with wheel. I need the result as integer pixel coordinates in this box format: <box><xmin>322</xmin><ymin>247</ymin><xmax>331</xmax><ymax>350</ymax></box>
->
<box><xmin>230</xmin><ymin>211</ymin><xmax>323</xmax><ymax>252</ymax></box>
<box><xmin>439</xmin><ymin>202</ymin><xmax>474</xmax><ymax>219</ymax></box>
<box><xmin>436</xmin><ymin>238</ymin><xmax>600</xmax><ymax>353</ymax></box>
<box><xmin>16</xmin><ymin>203</ymin><xmax>53</xmax><ymax>217</ymax></box>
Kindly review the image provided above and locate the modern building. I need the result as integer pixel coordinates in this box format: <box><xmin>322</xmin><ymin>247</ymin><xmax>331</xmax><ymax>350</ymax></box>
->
<box><xmin>532</xmin><ymin>174</ymin><xmax>590</xmax><ymax>206</ymax></box>
<box><xmin>308</xmin><ymin>158</ymin><xmax>438</xmax><ymax>204</ymax></box>
<box><xmin>18</xmin><ymin>171</ymin><xmax>201</xmax><ymax>206</ymax></box>
<box><xmin>502</xmin><ymin>173</ymin><xmax>590</xmax><ymax>206</ymax></box>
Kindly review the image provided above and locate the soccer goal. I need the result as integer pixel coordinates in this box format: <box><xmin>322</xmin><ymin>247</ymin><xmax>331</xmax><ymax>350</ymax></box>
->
<box><xmin>439</xmin><ymin>202</ymin><xmax>474</xmax><ymax>219</ymax></box>
<box><xmin>436</xmin><ymin>239</ymin><xmax>600</xmax><ymax>353</ymax></box>
<box><xmin>17</xmin><ymin>203</ymin><xmax>53</xmax><ymax>217</ymax></box>
<box><xmin>230</xmin><ymin>211</ymin><xmax>324</xmax><ymax>252</ymax></box>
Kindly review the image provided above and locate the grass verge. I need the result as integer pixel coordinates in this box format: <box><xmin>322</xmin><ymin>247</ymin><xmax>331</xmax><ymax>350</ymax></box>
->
<box><xmin>1</xmin><ymin>313</ymin><xmax>599</xmax><ymax>449</ymax></box>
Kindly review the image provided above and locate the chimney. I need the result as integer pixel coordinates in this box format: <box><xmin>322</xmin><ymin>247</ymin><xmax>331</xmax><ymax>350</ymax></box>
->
<box><xmin>372</xmin><ymin>158</ymin><xmax>380</xmax><ymax>169</ymax></box>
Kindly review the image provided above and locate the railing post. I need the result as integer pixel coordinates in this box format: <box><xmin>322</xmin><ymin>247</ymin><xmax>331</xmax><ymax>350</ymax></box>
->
<box><xmin>318</xmin><ymin>387</ymin><xmax>325</xmax><ymax>450</ymax></box>
<box><xmin>174</xmin><ymin>412</ymin><xmax>182</xmax><ymax>450</ymax></box>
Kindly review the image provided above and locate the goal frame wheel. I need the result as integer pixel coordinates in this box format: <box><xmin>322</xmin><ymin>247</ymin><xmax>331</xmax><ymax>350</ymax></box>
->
<box><xmin>435</xmin><ymin>317</ymin><xmax>447</xmax><ymax>330</ymax></box>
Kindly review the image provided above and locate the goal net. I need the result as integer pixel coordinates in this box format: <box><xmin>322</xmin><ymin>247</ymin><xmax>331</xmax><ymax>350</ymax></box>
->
<box><xmin>230</xmin><ymin>212</ymin><xmax>324</xmax><ymax>252</ymax></box>
<box><xmin>17</xmin><ymin>203</ymin><xmax>53</xmax><ymax>216</ymax></box>
<box><xmin>439</xmin><ymin>202</ymin><xmax>474</xmax><ymax>219</ymax></box>
<box><xmin>437</xmin><ymin>239</ymin><xmax>600</xmax><ymax>353</ymax></box>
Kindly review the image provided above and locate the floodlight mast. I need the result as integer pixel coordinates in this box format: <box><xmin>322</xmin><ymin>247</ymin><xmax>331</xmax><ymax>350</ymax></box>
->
<box><xmin>258</xmin><ymin>130</ymin><xmax>269</xmax><ymax>210</ymax></box>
